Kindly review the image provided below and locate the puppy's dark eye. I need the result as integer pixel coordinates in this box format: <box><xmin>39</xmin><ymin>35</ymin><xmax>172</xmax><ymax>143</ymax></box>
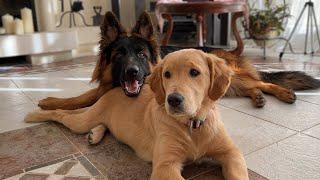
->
<box><xmin>137</xmin><ymin>51</ymin><xmax>146</xmax><ymax>59</ymax></box>
<box><xmin>164</xmin><ymin>71</ymin><xmax>171</xmax><ymax>79</ymax></box>
<box><xmin>189</xmin><ymin>69</ymin><xmax>200</xmax><ymax>77</ymax></box>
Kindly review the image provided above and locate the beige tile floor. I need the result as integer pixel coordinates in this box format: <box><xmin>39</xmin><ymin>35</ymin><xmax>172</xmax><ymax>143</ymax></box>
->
<box><xmin>0</xmin><ymin>48</ymin><xmax>320</xmax><ymax>179</ymax></box>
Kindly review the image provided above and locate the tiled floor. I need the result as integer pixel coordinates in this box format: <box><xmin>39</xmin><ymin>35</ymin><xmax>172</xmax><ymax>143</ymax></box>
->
<box><xmin>0</xmin><ymin>48</ymin><xmax>320</xmax><ymax>179</ymax></box>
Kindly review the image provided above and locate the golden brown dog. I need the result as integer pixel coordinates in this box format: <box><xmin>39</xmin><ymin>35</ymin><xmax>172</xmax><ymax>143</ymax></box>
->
<box><xmin>25</xmin><ymin>49</ymin><xmax>249</xmax><ymax>180</ymax></box>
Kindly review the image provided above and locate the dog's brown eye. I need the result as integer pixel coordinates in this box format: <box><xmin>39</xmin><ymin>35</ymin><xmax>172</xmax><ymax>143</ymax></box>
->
<box><xmin>190</xmin><ymin>69</ymin><xmax>200</xmax><ymax>77</ymax></box>
<box><xmin>137</xmin><ymin>51</ymin><xmax>146</xmax><ymax>59</ymax></box>
<box><xmin>164</xmin><ymin>71</ymin><xmax>171</xmax><ymax>79</ymax></box>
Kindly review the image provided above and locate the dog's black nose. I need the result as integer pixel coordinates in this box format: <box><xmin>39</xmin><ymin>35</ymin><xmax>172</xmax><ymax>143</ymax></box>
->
<box><xmin>167</xmin><ymin>93</ymin><xmax>184</xmax><ymax>107</ymax></box>
<box><xmin>126</xmin><ymin>65</ymin><xmax>139</xmax><ymax>77</ymax></box>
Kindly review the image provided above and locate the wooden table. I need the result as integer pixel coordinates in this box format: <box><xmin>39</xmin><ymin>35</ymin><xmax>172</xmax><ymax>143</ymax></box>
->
<box><xmin>156</xmin><ymin>1</ymin><xmax>249</xmax><ymax>56</ymax></box>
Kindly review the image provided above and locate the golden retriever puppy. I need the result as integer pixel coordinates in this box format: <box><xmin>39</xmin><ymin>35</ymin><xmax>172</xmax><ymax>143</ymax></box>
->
<box><xmin>25</xmin><ymin>49</ymin><xmax>248</xmax><ymax>180</ymax></box>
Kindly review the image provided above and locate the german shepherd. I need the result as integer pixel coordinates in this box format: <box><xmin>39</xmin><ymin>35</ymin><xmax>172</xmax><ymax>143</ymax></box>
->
<box><xmin>38</xmin><ymin>11</ymin><xmax>320</xmax><ymax>110</ymax></box>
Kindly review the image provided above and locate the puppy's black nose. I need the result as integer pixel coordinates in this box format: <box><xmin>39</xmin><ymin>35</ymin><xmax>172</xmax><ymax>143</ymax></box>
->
<box><xmin>167</xmin><ymin>93</ymin><xmax>184</xmax><ymax>107</ymax></box>
<box><xmin>126</xmin><ymin>65</ymin><xmax>139</xmax><ymax>77</ymax></box>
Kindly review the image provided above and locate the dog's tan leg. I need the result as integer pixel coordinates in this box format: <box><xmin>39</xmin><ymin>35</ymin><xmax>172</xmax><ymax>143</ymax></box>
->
<box><xmin>151</xmin><ymin>140</ymin><xmax>185</xmax><ymax>180</ymax></box>
<box><xmin>206</xmin><ymin>127</ymin><xmax>248</xmax><ymax>180</ymax></box>
<box><xmin>87</xmin><ymin>125</ymin><xmax>107</xmax><ymax>145</ymax></box>
<box><xmin>245</xmin><ymin>88</ymin><xmax>266</xmax><ymax>108</ymax></box>
<box><xmin>25</xmin><ymin>108</ymin><xmax>101</xmax><ymax>134</ymax></box>
<box><xmin>212</xmin><ymin>148</ymin><xmax>248</xmax><ymax>180</ymax></box>
<box><xmin>151</xmin><ymin>160</ymin><xmax>184</xmax><ymax>180</ymax></box>
<box><xmin>257</xmin><ymin>82</ymin><xmax>296</xmax><ymax>103</ymax></box>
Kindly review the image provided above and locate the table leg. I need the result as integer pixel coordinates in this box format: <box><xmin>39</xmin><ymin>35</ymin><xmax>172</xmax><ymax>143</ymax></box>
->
<box><xmin>161</xmin><ymin>14</ymin><xmax>173</xmax><ymax>46</ymax></box>
<box><xmin>263</xmin><ymin>40</ymin><xmax>266</xmax><ymax>60</ymax></box>
<box><xmin>202</xmin><ymin>15</ymin><xmax>206</xmax><ymax>44</ymax></box>
<box><xmin>196</xmin><ymin>14</ymin><xmax>204</xmax><ymax>47</ymax></box>
<box><xmin>230</xmin><ymin>12</ymin><xmax>244</xmax><ymax>56</ymax></box>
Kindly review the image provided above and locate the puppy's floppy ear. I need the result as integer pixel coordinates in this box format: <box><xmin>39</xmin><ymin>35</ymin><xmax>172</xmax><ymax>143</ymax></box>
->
<box><xmin>207</xmin><ymin>54</ymin><xmax>233</xmax><ymax>101</ymax></box>
<box><xmin>92</xmin><ymin>12</ymin><xmax>126</xmax><ymax>83</ymax></box>
<box><xmin>149</xmin><ymin>63</ymin><xmax>165</xmax><ymax>105</ymax></box>
<box><xmin>132</xmin><ymin>11</ymin><xmax>159</xmax><ymax>65</ymax></box>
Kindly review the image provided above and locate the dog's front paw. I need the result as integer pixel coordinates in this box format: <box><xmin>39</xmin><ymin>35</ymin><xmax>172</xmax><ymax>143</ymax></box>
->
<box><xmin>254</xmin><ymin>93</ymin><xmax>266</xmax><ymax>108</ymax></box>
<box><xmin>38</xmin><ymin>97</ymin><xmax>59</xmax><ymax>110</ymax></box>
<box><xmin>87</xmin><ymin>129</ymin><xmax>104</xmax><ymax>145</ymax></box>
<box><xmin>278</xmin><ymin>89</ymin><xmax>297</xmax><ymax>104</ymax></box>
<box><xmin>24</xmin><ymin>111</ymin><xmax>42</xmax><ymax>123</ymax></box>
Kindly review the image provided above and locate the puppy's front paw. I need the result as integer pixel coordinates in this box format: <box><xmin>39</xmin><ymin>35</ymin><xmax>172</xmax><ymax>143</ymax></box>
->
<box><xmin>24</xmin><ymin>111</ymin><xmax>41</xmax><ymax>123</ymax></box>
<box><xmin>87</xmin><ymin>130</ymin><xmax>104</xmax><ymax>145</ymax></box>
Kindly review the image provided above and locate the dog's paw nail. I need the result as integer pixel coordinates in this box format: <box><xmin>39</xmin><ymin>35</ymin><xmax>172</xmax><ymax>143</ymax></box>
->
<box><xmin>255</xmin><ymin>95</ymin><xmax>266</xmax><ymax>108</ymax></box>
<box><xmin>87</xmin><ymin>133</ymin><xmax>93</xmax><ymax>144</ymax></box>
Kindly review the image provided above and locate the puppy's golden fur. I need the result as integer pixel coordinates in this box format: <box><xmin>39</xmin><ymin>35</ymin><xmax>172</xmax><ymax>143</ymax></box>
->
<box><xmin>25</xmin><ymin>49</ymin><xmax>248</xmax><ymax>180</ymax></box>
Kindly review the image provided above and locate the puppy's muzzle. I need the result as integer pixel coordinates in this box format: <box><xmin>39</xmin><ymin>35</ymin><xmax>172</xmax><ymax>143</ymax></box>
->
<box><xmin>167</xmin><ymin>93</ymin><xmax>184</xmax><ymax>109</ymax></box>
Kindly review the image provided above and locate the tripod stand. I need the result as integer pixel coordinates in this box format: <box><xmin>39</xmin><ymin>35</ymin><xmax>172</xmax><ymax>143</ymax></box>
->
<box><xmin>279</xmin><ymin>0</ymin><xmax>320</xmax><ymax>60</ymax></box>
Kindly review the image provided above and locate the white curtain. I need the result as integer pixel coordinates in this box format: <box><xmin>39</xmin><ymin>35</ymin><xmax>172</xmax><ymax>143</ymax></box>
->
<box><xmin>248</xmin><ymin>0</ymin><xmax>320</xmax><ymax>52</ymax></box>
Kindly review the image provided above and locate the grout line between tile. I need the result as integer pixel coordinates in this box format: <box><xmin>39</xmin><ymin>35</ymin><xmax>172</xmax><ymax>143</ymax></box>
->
<box><xmin>24</xmin><ymin>154</ymin><xmax>74</xmax><ymax>172</ymax></box>
<box><xmin>53</xmin><ymin>123</ymin><xmax>106</xmax><ymax>178</ymax></box>
<box><xmin>53</xmin><ymin>123</ymin><xmax>83</xmax><ymax>154</ymax></box>
<box><xmin>10</xmin><ymin>79</ymin><xmax>37</xmax><ymax>106</ymax></box>
<box><xmin>244</xmin><ymin>132</ymin><xmax>298</xmax><ymax>156</ymax></box>
<box><xmin>301</xmin><ymin>133</ymin><xmax>320</xmax><ymax>141</ymax></box>
<box><xmin>299</xmin><ymin>122</ymin><xmax>320</xmax><ymax>133</ymax></box>
<box><xmin>219</xmin><ymin>104</ymin><xmax>300</xmax><ymax>132</ymax></box>
<box><xmin>82</xmin><ymin>155</ymin><xmax>105</xmax><ymax>178</ymax></box>
<box><xmin>296</xmin><ymin>98</ymin><xmax>320</xmax><ymax>106</ymax></box>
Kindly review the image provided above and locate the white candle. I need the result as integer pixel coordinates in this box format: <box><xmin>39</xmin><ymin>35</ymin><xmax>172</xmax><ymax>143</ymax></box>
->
<box><xmin>1</xmin><ymin>14</ymin><xmax>14</xmax><ymax>34</ymax></box>
<box><xmin>37</xmin><ymin>0</ymin><xmax>56</xmax><ymax>31</ymax></box>
<box><xmin>13</xmin><ymin>18</ymin><xmax>24</xmax><ymax>35</ymax></box>
<box><xmin>21</xmin><ymin>7</ymin><xmax>34</xmax><ymax>33</ymax></box>
<box><xmin>0</xmin><ymin>27</ymin><xmax>5</xmax><ymax>34</ymax></box>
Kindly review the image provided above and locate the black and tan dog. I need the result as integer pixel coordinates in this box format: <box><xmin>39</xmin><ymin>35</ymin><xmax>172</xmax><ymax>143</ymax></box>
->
<box><xmin>38</xmin><ymin>12</ymin><xmax>320</xmax><ymax>111</ymax></box>
<box><xmin>38</xmin><ymin>11</ymin><xmax>159</xmax><ymax>110</ymax></box>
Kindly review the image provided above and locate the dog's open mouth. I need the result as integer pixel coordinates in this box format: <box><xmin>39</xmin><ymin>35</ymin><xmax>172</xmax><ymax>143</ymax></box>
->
<box><xmin>122</xmin><ymin>79</ymin><xmax>143</xmax><ymax>97</ymax></box>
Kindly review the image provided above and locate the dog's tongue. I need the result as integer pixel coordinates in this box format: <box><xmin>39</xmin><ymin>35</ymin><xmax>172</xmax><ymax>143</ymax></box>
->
<box><xmin>125</xmin><ymin>80</ymin><xmax>139</xmax><ymax>93</ymax></box>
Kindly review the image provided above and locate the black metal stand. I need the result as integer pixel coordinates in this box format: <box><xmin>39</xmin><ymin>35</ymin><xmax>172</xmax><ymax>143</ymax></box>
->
<box><xmin>245</xmin><ymin>37</ymin><xmax>293</xmax><ymax>60</ymax></box>
<box><xmin>57</xmin><ymin>0</ymin><xmax>91</xmax><ymax>28</ymax></box>
<box><xmin>57</xmin><ymin>11</ymin><xmax>90</xmax><ymax>28</ymax></box>
<box><xmin>279</xmin><ymin>0</ymin><xmax>320</xmax><ymax>60</ymax></box>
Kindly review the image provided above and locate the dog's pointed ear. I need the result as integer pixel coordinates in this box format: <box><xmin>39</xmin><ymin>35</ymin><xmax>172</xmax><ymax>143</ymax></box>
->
<box><xmin>92</xmin><ymin>12</ymin><xmax>126</xmax><ymax>83</ymax></box>
<box><xmin>132</xmin><ymin>11</ymin><xmax>155</xmax><ymax>39</ymax></box>
<box><xmin>207</xmin><ymin>54</ymin><xmax>233</xmax><ymax>101</ymax></box>
<box><xmin>149</xmin><ymin>63</ymin><xmax>165</xmax><ymax>105</ymax></box>
<box><xmin>132</xmin><ymin>11</ymin><xmax>159</xmax><ymax>65</ymax></box>
<box><xmin>100</xmin><ymin>11</ymin><xmax>126</xmax><ymax>46</ymax></box>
